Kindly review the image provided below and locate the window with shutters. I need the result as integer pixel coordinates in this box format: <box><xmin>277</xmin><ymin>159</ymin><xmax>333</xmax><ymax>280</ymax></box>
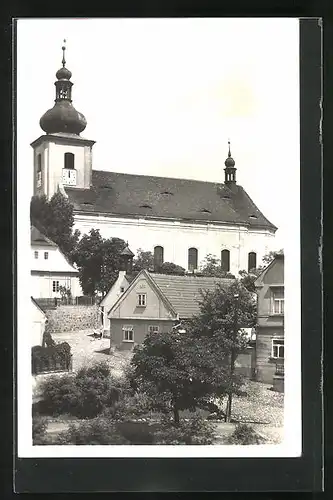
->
<box><xmin>188</xmin><ymin>247</ymin><xmax>198</xmax><ymax>271</ymax></box>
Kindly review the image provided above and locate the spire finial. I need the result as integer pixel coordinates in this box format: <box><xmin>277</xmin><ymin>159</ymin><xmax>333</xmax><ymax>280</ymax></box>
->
<box><xmin>62</xmin><ymin>39</ymin><xmax>66</xmax><ymax>67</ymax></box>
<box><xmin>228</xmin><ymin>139</ymin><xmax>231</xmax><ymax>158</ymax></box>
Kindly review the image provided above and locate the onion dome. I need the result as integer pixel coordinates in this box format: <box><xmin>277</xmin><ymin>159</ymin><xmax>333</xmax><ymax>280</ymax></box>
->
<box><xmin>224</xmin><ymin>141</ymin><xmax>235</xmax><ymax>168</ymax></box>
<box><xmin>39</xmin><ymin>40</ymin><xmax>87</xmax><ymax>135</ymax></box>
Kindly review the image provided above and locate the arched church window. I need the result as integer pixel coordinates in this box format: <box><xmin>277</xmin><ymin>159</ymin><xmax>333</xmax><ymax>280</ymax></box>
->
<box><xmin>221</xmin><ymin>249</ymin><xmax>230</xmax><ymax>272</ymax></box>
<box><xmin>64</xmin><ymin>152</ymin><xmax>75</xmax><ymax>170</ymax></box>
<box><xmin>188</xmin><ymin>247</ymin><xmax>198</xmax><ymax>271</ymax></box>
<box><xmin>37</xmin><ymin>154</ymin><xmax>42</xmax><ymax>187</ymax></box>
<box><xmin>248</xmin><ymin>252</ymin><xmax>257</xmax><ymax>272</ymax></box>
<box><xmin>154</xmin><ymin>246</ymin><xmax>164</xmax><ymax>271</ymax></box>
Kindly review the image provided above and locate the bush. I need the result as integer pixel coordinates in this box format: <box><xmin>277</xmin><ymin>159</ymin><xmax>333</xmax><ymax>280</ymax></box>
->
<box><xmin>227</xmin><ymin>424</ymin><xmax>265</xmax><ymax>445</ymax></box>
<box><xmin>40</xmin><ymin>362</ymin><xmax>121</xmax><ymax>418</ymax></box>
<box><xmin>56</xmin><ymin>418</ymin><xmax>130</xmax><ymax>445</ymax></box>
<box><xmin>154</xmin><ymin>415</ymin><xmax>216</xmax><ymax>445</ymax></box>
<box><xmin>32</xmin><ymin>341</ymin><xmax>71</xmax><ymax>374</ymax></box>
<box><xmin>32</xmin><ymin>415</ymin><xmax>49</xmax><ymax>445</ymax></box>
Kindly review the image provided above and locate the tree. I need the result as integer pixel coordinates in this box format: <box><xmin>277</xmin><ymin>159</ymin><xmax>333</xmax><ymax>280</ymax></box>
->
<box><xmin>157</xmin><ymin>262</ymin><xmax>186</xmax><ymax>275</ymax></box>
<box><xmin>131</xmin><ymin>330</ymin><xmax>231</xmax><ymax>426</ymax></box>
<box><xmin>132</xmin><ymin>250</ymin><xmax>186</xmax><ymax>275</ymax></box>
<box><xmin>199</xmin><ymin>254</ymin><xmax>235</xmax><ymax>278</ymax></box>
<box><xmin>72</xmin><ymin>229</ymin><xmax>127</xmax><ymax>297</ymax></box>
<box><xmin>30</xmin><ymin>192</ymin><xmax>80</xmax><ymax>261</ymax></box>
<box><xmin>132</xmin><ymin>249</ymin><xmax>154</xmax><ymax>272</ymax></box>
<box><xmin>189</xmin><ymin>280</ymin><xmax>256</xmax><ymax>422</ymax></box>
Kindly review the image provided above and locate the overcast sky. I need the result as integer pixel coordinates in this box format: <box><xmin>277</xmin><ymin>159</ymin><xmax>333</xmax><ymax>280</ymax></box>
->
<box><xmin>17</xmin><ymin>18</ymin><xmax>300</xmax><ymax>248</ymax></box>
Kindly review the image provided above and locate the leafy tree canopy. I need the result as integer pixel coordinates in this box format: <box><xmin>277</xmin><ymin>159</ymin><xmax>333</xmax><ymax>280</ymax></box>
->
<box><xmin>132</xmin><ymin>249</ymin><xmax>154</xmax><ymax>272</ymax></box>
<box><xmin>131</xmin><ymin>330</ymin><xmax>231</xmax><ymax>425</ymax></box>
<box><xmin>72</xmin><ymin>229</ymin><xmax>127</xmax><ymax>297</ymax></box>
<box><xmin>30</xmin><ymin>193</ymin><xmax>80</xmax><ymax>261</ymax></box>
<box><xmin>157</xmin><ymin>262</ymin><xmax>186</xmax><ymax>275</ymax></box>
<box><xmin>198</xmin><ymin>254</ymin><xmax>235</xmax><ymax>279</ymax></box>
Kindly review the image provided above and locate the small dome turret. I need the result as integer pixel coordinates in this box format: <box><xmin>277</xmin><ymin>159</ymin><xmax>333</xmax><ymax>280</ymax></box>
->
<box><xmin>224</xmin><ymin>140</ymin><xmax>237</xmax><ymax>185</ymax></box>
<box><xmin>39</xmin><ymin>40</ymin><xmax>87</xmax><ymax>136</ymax></box>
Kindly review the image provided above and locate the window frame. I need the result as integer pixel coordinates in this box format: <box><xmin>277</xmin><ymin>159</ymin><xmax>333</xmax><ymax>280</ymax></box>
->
<box><xmin>188</xmin><ymin>247</ymin><xmax>198</xmax><ymax>272</ymax></box>
<box><xmin>221</xmin><ymin>249</ymin><xmax>230</xmax><ymax>272</ymax></box>
<box><xmin>271</xmin><ymin>287</ymin><xmax>285</xmax><ymax>315</ymax></box>
<box><xmin>248</xmin><ymin>251</ymin><xmax>257</xmax><ymax>272</ymax></box>
<box><xmin>34</xmin><ymin>251</ymin><xmax>38</xmax><ymax>259</ymax></box>
<box><xmin>52</xmin><ymin>280</ymin><xmax>60</xmax><ymax>293</ymax></box>
<box><xmin>64</xmin><ymin>152</ymin><xmax>75</xmax><ymax>170</ymax></box>
<box><xmin>122</xmin><ymin>325</ymin><xmax>134</xmax><ymax>342</ymax></box>
<box><xmin>271</xmin><ymin>337</ymin><xmax>284</xmax><ymax>359</ymax></box>
<box><xmin>137</xmin><ymin>293</ymin><xmax>147</xmax><ymax>307</ymax></box>
<box><xmin>44</xmin><ymin>251</ymin><xmax>49</xmax><ymax>260</ymax></box>
<box><xmin>153</xmin><ymin>245</ymin><xmax>164</xmax><ymax>270</ymax></box>
<box><xmin>148</xmin><ymin>325</ymin><xmax>159</xmax><ymax>334</ymax></box>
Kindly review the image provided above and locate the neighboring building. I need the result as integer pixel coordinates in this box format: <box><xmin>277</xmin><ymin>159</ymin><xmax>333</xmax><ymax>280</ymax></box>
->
<box><xmin>31</xmin><ymin>43</ymin><xmax>277</xmax><ymax>277</ymax></box>
<box><xmin>31</xmin><ymin>296</ymin><xmax>47</xmax><ymax>347</ymax></box>
<box><xmin>108</xmin><ymin>269</ymin><xmax>233</xmax><ymax>349</ymax></box>
<box><xmin>254</xmin><ymin>254</ymin><xmax>284</xmax><ymax>389</ymax></box>
<box><xmin>31</xmin><ymin>225</ymin><xmax>82</xmax><ymax>299</ymax></box>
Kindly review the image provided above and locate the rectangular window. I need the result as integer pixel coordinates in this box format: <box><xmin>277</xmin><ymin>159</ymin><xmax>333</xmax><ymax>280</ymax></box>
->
<box><xmin>120</xmin><ymin>287</ymin><xmax>125</xmax><ymax>293</ymax></box>
<box><xmin>52</xmin><ymin>280</ymin><xmax>60</xmax><ymax>293</ymax></box>
<box><xmin>137</xmin><ymin>293</ymin><xmax>147</xmax><ymax>307</ymax></box>
<box><xmin>148</xmin><ymin>325</ymin><xmax>159</xmax><ymax>334</ymax></box>
<box><xmin>34</xmin><ymin>251</ymin><xmax>38</xmax><ymax>259</ymax></box>
<box><xmin>122</xmin><ymin>325</ymin><xmax>134</xmax><ymax>342</ymax></box>
<box><xmin>271</xmin><ymin>287</ymin><xmax>284</xmax><ymax>315</ymax></box>
<box><xmin>44</xmin><ymin>252</ymin><xmax>49</xmax><ymax>260</ymax></box>
<box><xmin>271</xmin><ymin>338</ymin><xmax>284</xmax><ymax>359</ymax></box>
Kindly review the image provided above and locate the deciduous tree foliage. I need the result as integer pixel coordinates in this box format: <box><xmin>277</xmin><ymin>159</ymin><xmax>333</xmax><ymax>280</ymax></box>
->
<box><xmin>30</xmin><ymin>193</ymin><xmax>80</xmax><ymax>261</ymax></box>
<box><xmin>132</xmin><ymin>250</ymin><xmax>186</xmax><ymax>276</ymax></box>
<box><xmin>199</xmin><ymin>253</ymin><xmax>235</xmax><ymax>278</ymax></box>
<box><xmin>72</xmin><ymin>229</ymin><xmax>127</xmax><ymax>297</ymax></box>
<box><xmin>189</xmin><ymin>280</ymin><xmax>256</xmax><ymax>421</ymax></box>
<box><xmin>131</xmin><ymin>330</ymin><xmax>231</xmax><ymax>426</ymax></box>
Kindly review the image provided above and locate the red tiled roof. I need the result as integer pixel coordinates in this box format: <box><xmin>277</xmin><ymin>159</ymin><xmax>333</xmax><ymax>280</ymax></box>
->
<box><xmin>65</xmin><ymin>170</ymin><xmax>277</xmax><ymax>231</ymax></box>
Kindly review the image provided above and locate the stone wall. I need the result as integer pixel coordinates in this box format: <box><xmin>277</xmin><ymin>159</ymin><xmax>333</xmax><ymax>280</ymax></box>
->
<box><xmin>45</xmin><ymin>305</ymin><xmax>100</xmax><ymax>333</ymax></box>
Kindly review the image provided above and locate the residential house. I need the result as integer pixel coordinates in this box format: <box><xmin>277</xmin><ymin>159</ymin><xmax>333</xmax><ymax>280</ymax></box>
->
<box><xmin>31</xmin><ymin>296</ymin><xmax>47</xmax><ymax>347</ymax></box>
<box><xmin>254</xmin><ymin>254</ymin><xmax>284</xmax><ymax>390</ymax></box>
<box><xmin>31</xmin><ymin>225</ymin><xmax>82</xmax><ymax>299</ymax></box>
<box><xmin>108</xmin><ymin>270</ymin><xmax>233</xmax><ymax>349</ymax></box>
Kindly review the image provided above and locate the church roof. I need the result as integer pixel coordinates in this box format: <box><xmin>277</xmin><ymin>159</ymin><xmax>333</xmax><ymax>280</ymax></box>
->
<box><xmin>65</xmin><ymin>170</ymin><xmax>277</xmax><ymax>231</ymax></box>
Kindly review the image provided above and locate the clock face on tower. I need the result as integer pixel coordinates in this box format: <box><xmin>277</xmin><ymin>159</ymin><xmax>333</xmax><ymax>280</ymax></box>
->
<box><xmin>62</xmin><ymin>168</ymin><xmax>77</xmax><ymax>186</ymax></box>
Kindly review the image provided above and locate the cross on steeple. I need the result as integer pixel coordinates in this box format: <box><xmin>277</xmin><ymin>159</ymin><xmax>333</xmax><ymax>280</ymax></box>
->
<box><xmin>62</xmin><ymin>39</ymin><xmax>66</xmax><ymax>67</ymax></box>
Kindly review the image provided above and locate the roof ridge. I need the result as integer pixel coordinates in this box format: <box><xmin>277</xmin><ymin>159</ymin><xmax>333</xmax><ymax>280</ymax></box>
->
<box><xmin>92</xmin><ymin>169</ymin><xmax>236</xmax><ymax>188</ymax></box>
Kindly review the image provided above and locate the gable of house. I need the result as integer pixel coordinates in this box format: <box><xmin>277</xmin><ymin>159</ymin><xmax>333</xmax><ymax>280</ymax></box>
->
<box><xmin>109</xmin><ymin>270</ymin><xmax>176</xmax><ymax>321</ymax></box>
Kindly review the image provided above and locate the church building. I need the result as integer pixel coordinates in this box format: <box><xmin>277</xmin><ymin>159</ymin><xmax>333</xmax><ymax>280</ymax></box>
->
<box><xmin>31</xmin><ymin>43</ymin><xmax>277</xmax><ymax>276</ymax></box>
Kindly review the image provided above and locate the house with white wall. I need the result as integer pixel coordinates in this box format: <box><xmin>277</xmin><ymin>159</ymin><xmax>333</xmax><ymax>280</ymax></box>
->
<box><xmin>31</xmin><ymin>296</ymin><xmax>47</xmax><ymax>347</ymax></box>
<box><xmin>31</xmin><ymin>225</ymin><xmax>82</xmax><ymax>299</ymax></box>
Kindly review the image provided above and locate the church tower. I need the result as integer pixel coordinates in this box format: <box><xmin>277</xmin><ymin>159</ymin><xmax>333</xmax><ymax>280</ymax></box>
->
<box><xmin>31</xmin><ymin>40</ymin><xmax>95</xmax><ymax>199</ymax></box>
<box><xmin>224</xmin><ymin>140</ymin><xmax>237</xmax><ymax>185</ymax></box>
